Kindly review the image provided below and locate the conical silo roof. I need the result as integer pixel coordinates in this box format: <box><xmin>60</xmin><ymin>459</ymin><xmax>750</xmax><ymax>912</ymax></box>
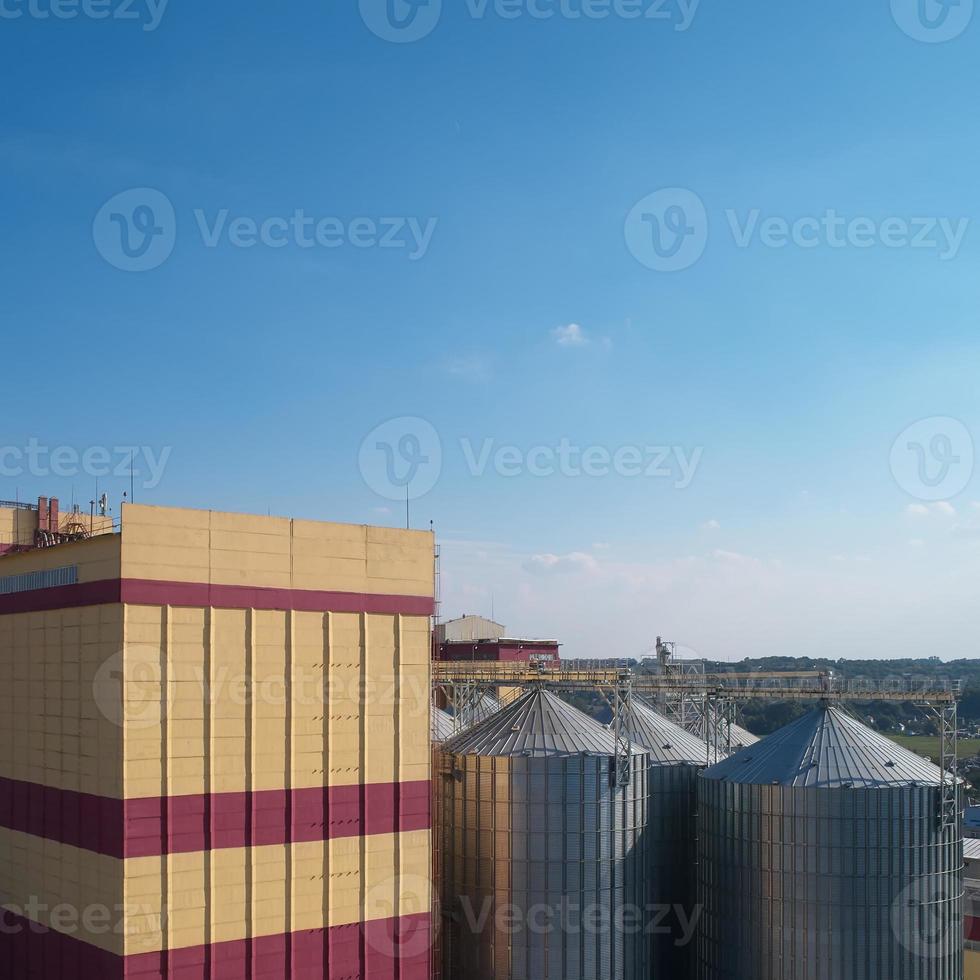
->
<box><xmin>618</xmin><ymin>698</ymin><xmax>720</xmax><ymax>765</ymax></box>
<box><xmin>432</xmin><ymin>706</ymin><xmax>456</xmax><ymax>742</ymax></box>
<box><xmin>444</xmin><ymin>688</ymin><xmax>621</xmax><ymax>758</ymax></box>
<box><xmin>704</xmin><ymin>715</ymin><xmax>760</xmax><ymax>752</ymax></box>
<box><xmin>702</xmin><ymin>704</ymin><xmax>944</xmax><ymax>788</ymax></box>
<box><xmin>724</xmin><ymin>720</ymin><xmax>759</xmax><ymax>749</ymax></box>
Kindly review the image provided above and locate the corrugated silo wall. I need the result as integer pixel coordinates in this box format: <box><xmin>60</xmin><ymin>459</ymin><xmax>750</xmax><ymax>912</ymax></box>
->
<box><xmin>647</xmin><ymin>762</ymin><xmax>701</xmax><ymax>978</ymax></box>
<box><xmin>697</xmin><ymin>780</ymin><xmax>964</xmax><ymax>980</ymax></box>
<box><xmin>441</xmin><ymin>751</ymin><xmax>650</xmax><ymax>980</ymax></box>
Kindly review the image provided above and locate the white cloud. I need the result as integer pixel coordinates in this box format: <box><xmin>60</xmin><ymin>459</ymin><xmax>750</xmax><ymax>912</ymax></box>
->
<box><xmin>712</xmin><ymin>549</ymin><xmax>760</xmax><ymax>565</ymax></box>
<box><xmin>551</xmin><ymin>323</ymin><xmax>588</xmax><ymax>347</ymax></box>
<box><xmin>952</xmin><ymin>523</ymin><xmax>980</xmax><ymax>540</ymax></box>
<box><xmin>523</xmin><ymin>552</ymin><xmax>599</xmax><ymax>576</ymax></box>
<box><xmin>905</xmin><ymin>502</ymin><xmax>956</xmax><ymax>518</ymax></box>
<box><xmin>444</xmin><ymin>354</ymin><xmax>491</xmax><ymax>382</ymax></box>
<box><xmin>592</xmin><ymin>542</ymin><xmax>611</xmax><ymax>551</ymax></box>
<box><xmin>701</xmin><ymin>519</ymin><xmax>721</xmax><ymax>531</ymax></box>
<box><xmin>437</xmin><ymin>534</ymin><xmax>980</xmax><ymax>661</ymax></box>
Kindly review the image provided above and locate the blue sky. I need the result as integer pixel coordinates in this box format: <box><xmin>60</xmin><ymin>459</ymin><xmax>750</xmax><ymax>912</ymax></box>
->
<box><xmin>2</xmin><ymin>0</ymin><xmax>979</xmax><ymax>659</ymax></box>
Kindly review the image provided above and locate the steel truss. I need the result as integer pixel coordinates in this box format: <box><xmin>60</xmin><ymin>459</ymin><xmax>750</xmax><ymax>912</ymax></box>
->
<box><xmin>434</xmin><ymin>659</ymin><xmax>961</xmax><ymax>814</ymax></box>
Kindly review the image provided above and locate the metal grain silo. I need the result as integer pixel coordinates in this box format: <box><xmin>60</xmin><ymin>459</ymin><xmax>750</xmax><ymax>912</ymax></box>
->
<box><xmin>433</xmin><ymin>704</ymin><xmax>456</xmax><ymax>742</ymax></box>
<box><xmin>702</xmin><ymin>714</ymin><xmax>760</xmax><ymax>756</ymax></box>
<box><xmin>440</xmin><ymin>689</ymin><xmax>650</xmax><ymax>980</ymax></box>
<box><xmin>697</xmin><ymin>705</ymin><xmax>963</xmax><ymax>980</ymax></box>
<box><xmin>618</xmin><ymin>697</ymin><xmax>719</xmax><ymax>978</ymax></box>
<box><xmin>431</xmin><ymin>703</ymin><xmax>456</xmax><ymax>980</ymax></box>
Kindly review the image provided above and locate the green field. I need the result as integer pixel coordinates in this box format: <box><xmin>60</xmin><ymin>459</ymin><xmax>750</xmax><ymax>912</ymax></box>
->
<box><xmin>892</xmin><ymin>736</ymin><xmax>980</xmax><ymax>760</ymax></box>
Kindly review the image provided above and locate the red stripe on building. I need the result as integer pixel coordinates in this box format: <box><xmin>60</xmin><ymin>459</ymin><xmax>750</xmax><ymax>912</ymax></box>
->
<box><xmin>0</xmin><ymin>577</ymin><xmax>434</xmax><ymax>618</ymax></box>
<box><xmin>0</xmin><ymin>910</ymin><xmax>432</xmax><ymax>980</ymax></box>
<box><xmin>0</xmin><ymin>579</ymin><xmax>122</xmax><ymax>616</ymax></box>
<box><xmin>0</xmin><ymin>778</ymin><xmax>431</xmax><ymax>859</ymax></box>
<box><xmin>120</xmin><ymin>579</ymin><xmax>435</xmax><ymax>617</ymax></box>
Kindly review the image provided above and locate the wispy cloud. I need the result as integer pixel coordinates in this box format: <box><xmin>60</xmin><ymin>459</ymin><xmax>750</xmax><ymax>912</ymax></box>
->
<box><xmin>906</xmin><ymin>502</ymin><xmax>956</xmax><ymax>518</ymax></box>
<box><xmin>437</xmin><ymin>534</ymin><xmax>980</xmax><ymax>660</ymax></box>
<box><xmin>700</xmin><ymin>519</ymin><xmax>721</xmax><ymax>531</ymax></box>
<box><xmin>444</xmin><ymin>354</ymin><xmax>492</xmax><ymax>382</ymax></box>
<box><xmin>551</xmin><ymin>323</ymin><xmax>589</xmax><ymax>347</ymax></box>
<box><xmin>523</xmin><ymin>552</ymin><xmax>599</xmax><ymax>575</ymax></box>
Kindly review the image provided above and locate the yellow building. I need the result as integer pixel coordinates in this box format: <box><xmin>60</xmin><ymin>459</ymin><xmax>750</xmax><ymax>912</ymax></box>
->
<box><xmin>0</xmin><ymin>503</ymin><xmax>434</xmax><ymax>978</ymax></box>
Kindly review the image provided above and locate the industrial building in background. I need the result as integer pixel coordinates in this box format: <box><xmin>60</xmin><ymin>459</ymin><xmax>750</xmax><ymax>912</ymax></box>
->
<box><xmin>433</xmin><ymin>614</ymin><xmax>560</xmax><ymax>666</ymax></box>
<box><xmin>0</xmin><ymin>503</ymin><xmax>434</xmax><ymax>978</ymax></box>
<box><xmin>0</xmin><ymin>496</ymin><xmax>114</xmax><ymax>556</ymax></box>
